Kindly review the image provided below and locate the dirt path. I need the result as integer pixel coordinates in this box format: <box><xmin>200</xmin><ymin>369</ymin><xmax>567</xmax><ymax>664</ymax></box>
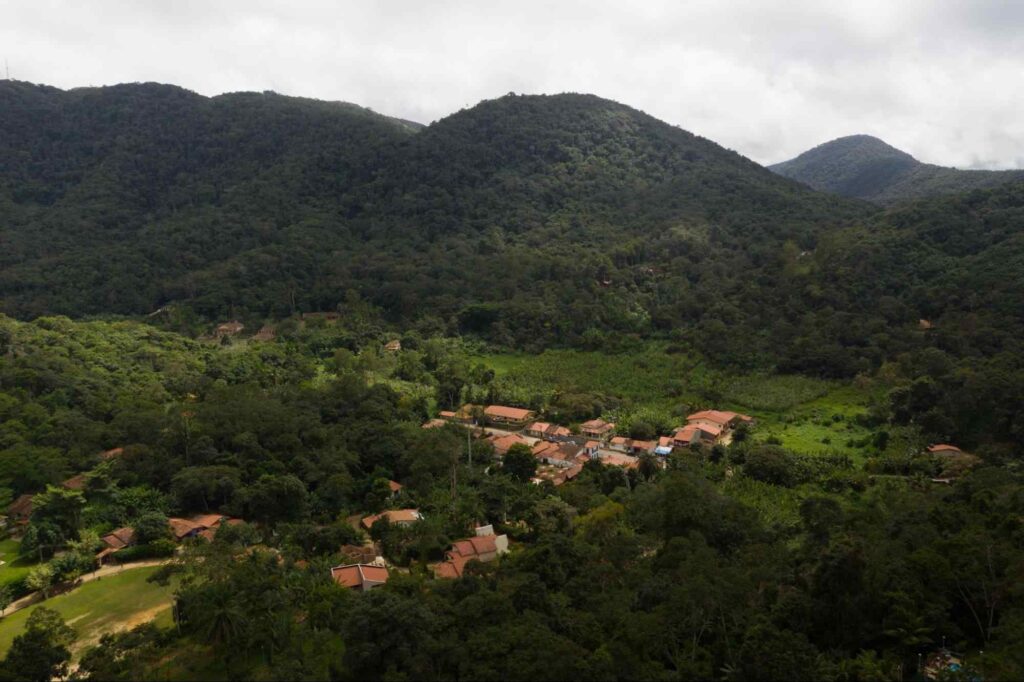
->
<box><xmin>1</xmin><ymin>559</ymin><xmax>169</xmax><ymax>617</ymax></box>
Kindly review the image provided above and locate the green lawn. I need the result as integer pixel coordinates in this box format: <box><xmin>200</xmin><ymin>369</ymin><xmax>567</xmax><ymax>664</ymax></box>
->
<box><xmin>0</xmin><ymin>565</ymin><xmax>177</xmax><ymax>659</ymax></box>
<box><xmin>0</xmin><ymin>539</ymin><xmax>39</xmax><ymax>590</ymax></box>
<box><xmin>474</xmin><ymin>346</ymin><xmax>892</xmax><ymax>464</ymax></box>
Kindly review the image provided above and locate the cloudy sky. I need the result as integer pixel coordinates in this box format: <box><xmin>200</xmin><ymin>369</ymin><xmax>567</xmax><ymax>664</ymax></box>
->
<box><xmin>4</xmin><ymin>0</ymin><xmax>1024</xmax><ymax>168</ymax></box>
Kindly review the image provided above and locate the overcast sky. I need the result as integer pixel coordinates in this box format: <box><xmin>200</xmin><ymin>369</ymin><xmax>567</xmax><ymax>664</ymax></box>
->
<box><xmin>4</xmin><ymin>0</ymin><xmax>1024</xmax><ymax>168</ymax></box>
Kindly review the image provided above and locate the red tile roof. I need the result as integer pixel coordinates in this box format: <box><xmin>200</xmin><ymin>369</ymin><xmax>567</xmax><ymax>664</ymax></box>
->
<box><xmin>601</xmin><ymin>452</ymin><xmax>640</xmax><ymax>469</ymax></box>
<box><xmin>490</xmin><ymin>433</ymin><xmax>530</xmax><ymax>456</ymax></box>
<box><xmin>7</xmin><ymin>494</ymin><xmax>34</xmax><ymax>519</ymax></box>
<box><xmin>98</xmin><ymin>447</ymin><xmax>124</xmax><ymax>461</ymax></box>
<box><xmin>331</xmin><ymin>563</ymin><xmax>390</xmax><ymax>589</ymax></box>
<box><xmin>61</xmin><ymin>474</ymin><xmax>88</xmax><ymax>491</ymax></box>
<box><xmin>102</xmin><ymin>527</ymin><xmax>136</xmax><ymax>550</ymax></box>
<box><xmin>484</xmin><ymin>405</ymin><xmax>535</xmax><ymax>421</ymax></box>
<box><xmin>361</xmin><ymin>509</ymin><xmax>422</xmax><ymax>529</ymax></box>
<box><xmin>421</xmin><ymin>418</ymin><xmax>448</xmax><ymax>429</ymax></box>
<box><xmin>387</xmin><ymin>480</ymin><xmax>403</xmax><ymax>493</ymax></box>
<box><xmin>928</xmin><ymin>444</ymin><xmax>963</xmax><ymax>454</ymax></box>
<box><xmin>686</xmin><ymin>410</ymin><xmax>752</xmax><ymax>427</ymax></box>
<box><xmin>190</xmin><ymin>514</ymin><xmax>226</xmax><ymax>529</ymax></box>
<box><xmin>168</xmin><ymin>517</ymin><xmax>203</xmax><ymax>539</ymax></box>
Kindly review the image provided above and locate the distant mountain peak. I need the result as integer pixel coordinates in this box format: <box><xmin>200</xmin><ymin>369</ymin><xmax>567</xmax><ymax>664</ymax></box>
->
<box><xmin>770</xmin><ymin>134</ymin><xmax>1023</xmax><ymax>203</ymax></box>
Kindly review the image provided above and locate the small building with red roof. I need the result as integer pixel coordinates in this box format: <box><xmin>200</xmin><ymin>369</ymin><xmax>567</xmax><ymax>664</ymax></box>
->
<box><xmin>331</xmin><ymin>563</ymin><xmax>390</xmax><ymax>591</ymax></box>
<box><xmin>361</xmin><ymin>509</ymin><xmax>423</xmax><ymax>530</ymax></box>
<box><xmin>489</xmin><ymin>432</ymin><xmax>532</xmax><ymax>456</ymax></box>
<box><xmin>927</xmin><ymin>444</ymin><xmax>963</xmax><ymax>456</ymax></box>
<box><xmin>580</xmin><ymin>419</ymin><xmax>616</xmax><ymax>441</ymax></box>
<box><xmin>431</xmin><ymin>529</ymin><xmax>509</xmax><ymax>579</ymax></box>
<box><xmin>484</xmin><ymin>405</ymin><xmax>536</xmax><ymax>426</ymax></box>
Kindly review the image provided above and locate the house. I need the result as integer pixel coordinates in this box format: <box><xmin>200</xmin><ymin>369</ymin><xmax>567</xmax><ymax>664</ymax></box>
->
<box><xmin>214</xmin><ymin>321</ymin><xmax>245</xmax><ymax>337</ymax></box>
<box><xmin>534</xmin><ymin>460</ymin><xmax>586</xmax><ymax>487</ymax></box>
<box><xmin>532</xmin><ymin>441</ymin><xmax>583</xmax><ymax>468</ymax></box>
<box><xmin>7</xmin><ymin>494</ymin><xmax>34</xmax><ymax>525</ymax></box>
<box><xmin>598</xmin><ymin>452</ymin><xmax>640</xmax><ymax>470</ymax></box>
<box><xmin>672</xmin><ymin>423</ymin><xmax>721</xmax><ymax>447</ymax></box>
<box><xmin>61</xmin><ymin>474</ymin><xmax>88</xmax><ymax>491</ymax></box>
<box><xmin>387</xmin><ymin>480</ymin><xmax>403</xmax><ymax>494</ymax></box>
<box><xmin>608</xmin><ymin>437</ymin><xmax>656</xmax><ymax>456</ymax></box>
<box><xmin>252</xmin><ymin>325</ymin><xmax>276</xmax><ymax>341</ymax></box>
<box><xmin>580</xmin><ymin>419</ymin><xmax>616</xmax><ymax>441</ymax></box>
<box><xmin>927</xmin><ymin>444</ymin><xmax>963</xmax><ymax>456</ymax></box>
<box><xmin>97</xmin><ymin>446</ymin><xmax>124</xmax><ymax>462</ymax></box>
<box><xmin>484</xmin><ymin>405</ymin><xmax>536</xmax><ymax>427</ymax></box>
<box><xmin>191</xmin><ymin>514</ymin><xmax>227</xmax><ymax>528</ymax></box>
<box><xmin>919</xmin><ymin>319</ymin><xmax>934</xmax><ymax>331</ymax></box>
<box><xmin>361</xmin><ymin>509</ymin><xmax>423</xmax><ymax>530</ymax></box>
<box><xmin>431</xmin><ymin>530</ymin><xmax>509</xmax><ymax>579</ymax></box>
<box><xmin>331</xmin><ymin>563</ymin><xmax>390</xmax><ymax>591</ymax></box>
<box><xmin>583</xmin><ymin>440</ymin><xmax>600</xmax><ymax>457</ymax></box>
<box><xmin>422</xmin><ymin>418</ymin><xmax>448</xmax><ymax>429</ymax></box>
<box><xmin>168</xmin><ymin>517</ymin><xmax>205</xmax><ymax>540</ymax></box>
<box><xmin>526</xmin><ymin>422</ymin><xmax>573</xmax><ymax>441</ymax></box>
<box><xmin>489</xmin><ymin>432</ymin><xmax>532</xmax><ymax>456</ymax></box>
<box><xmin>686</xmin><ymin>410</ymin><xmax>753</xmax><ymax>432</ymax></box>
<box><xmin>384</xmin><ymin>339</ymin><xmax>402</xmax><ymax>352</ymax></box>
<box><xmin>654</xmin><ymin>436</ymin><xmax>674</xmax><ymax>456</ymax></box>
<box><xmin>101</xmin><ymin>527</ymin><xmax>136</xmax><ymax>550</ymax></box>
<box><xmin>97</xmin><ymin>526</ymin><xmax>137</xmax><ymax>563</ymax></box>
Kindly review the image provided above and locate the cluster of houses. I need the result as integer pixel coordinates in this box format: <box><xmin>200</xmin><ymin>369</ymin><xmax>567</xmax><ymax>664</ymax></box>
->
<box><xmin>330</xmin><ymin>511</ymin><xmax>510</xmax><ymax>590</ymax></box>
<box><xmin>97</xmin><ymin>514</ymin><xmax>245</xmax><ymax>563</ymax></box>
<box><xmin>422</xmin><ymin>404</ymin><xmax>758</xmax><ymax>486</ymax></box>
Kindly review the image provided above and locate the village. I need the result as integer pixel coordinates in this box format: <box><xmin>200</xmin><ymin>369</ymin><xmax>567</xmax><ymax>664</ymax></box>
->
<box><xmin>0</xmin><ymin>403</ymin><xmax>976</xmax><ymax>604</ymax></box>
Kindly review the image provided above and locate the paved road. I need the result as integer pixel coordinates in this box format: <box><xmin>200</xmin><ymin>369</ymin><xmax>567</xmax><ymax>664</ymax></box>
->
<box><xmin>2</xmin><ymin>559</ymin><xmax>169</xmax><ymax>617</ymax></box>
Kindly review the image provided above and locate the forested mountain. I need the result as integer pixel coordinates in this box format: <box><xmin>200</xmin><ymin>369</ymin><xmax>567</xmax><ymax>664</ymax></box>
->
<box><xmin>3</xmin><ymin>81</ymin><xmax>1024</xmax><ymax>398</ymax></box>
<box><xmin>770</xmin><ymin>134</ymin><xmax>1024</xmax><ymax>203</ymax></box>
<box><xmin>0</xmin><ymin>80</ymin><xmax>418</xmax><ymax>318</ymax></box>
<box><xmin>0</xmin><ymin>82</ymin><xmax>866</xmax><ymax>337</ymax></box>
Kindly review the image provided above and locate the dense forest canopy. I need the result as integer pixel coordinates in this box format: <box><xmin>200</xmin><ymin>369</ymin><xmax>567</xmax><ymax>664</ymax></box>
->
<box><xmin>770</xmin><ymin>134</ymin><xmax>1024</xmax><ymax>204</ymax></box>
<box><xmin>0</xmin><ymin>315</ymin><xmax>1021</xmax><ymax>680</ymax></box>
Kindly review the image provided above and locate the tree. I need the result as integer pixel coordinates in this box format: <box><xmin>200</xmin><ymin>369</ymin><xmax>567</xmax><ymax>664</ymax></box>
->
<box><xmin>30</xmin><ymin>486</ymin><xmax>86</xmax><ymax>540</ymax></box>
<box><xmin>25</xmin><ymin>565</ymin><xmax>54</xmax><ymax>599</ymax></box>
<box><xmin>0</xmin><ymin>607</ymin><xmax>75</xmax><ymax>682</ymax></box>
<box><xmin>134</xmin><ymin>511</ymin><xmax>171</xmax><ymax>544</ymax></box>
<box><xmin>0</xmin><ymin>585</ymin><xmax>12</xmax><ymax>617</ymax></box>
<box><xmin>743</xmin><ymin>446</ymin><xmax>800</xmax><ymax>487</ymax></box>
<box><xmin>502</xmin><ymin>444</ymin><xmax>537</xmax><ymax>482</ymax></box>
<box><xmin>243</xmin><ymin>475</ymin><xmax>309</xmax><ymax>525</ymax></box>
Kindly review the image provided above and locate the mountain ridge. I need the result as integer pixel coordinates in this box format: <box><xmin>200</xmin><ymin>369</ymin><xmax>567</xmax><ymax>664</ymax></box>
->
<box><xmin>770</xmin><ymin>134</ymin><xmax>1024</xmax><ymax>203</ymax></box>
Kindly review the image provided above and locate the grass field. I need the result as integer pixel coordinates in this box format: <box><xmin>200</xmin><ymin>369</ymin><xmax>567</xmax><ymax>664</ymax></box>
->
<box><xmin>0</xmin><ymin>539</ymin><xmax>39</xmax><ymax>591</ymax></box>
<box><xmin>476</xmin><ymin>346</ymin><xmax>882</xmax><ymax>460</ymax></box>
<box><xmin>0</xmin><ymin>565</ymin><xmax>177</xmax><ymax>659</ymax></box>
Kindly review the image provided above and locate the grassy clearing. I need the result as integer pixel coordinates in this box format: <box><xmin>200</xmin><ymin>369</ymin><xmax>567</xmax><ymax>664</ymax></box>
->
<box><xmin>0</xmin><ymin>566</ymin><xmax>177</xmax><ymax>659</ymax></box>
<box><xmin>476</xmin><ymin>346</ymin><xmax>881</xmax><ymax>460</ymax></box>
<box><xmin>0</xmin><ymin>539</ymin><xmax>39</xmax><ymax>590</ymax></box>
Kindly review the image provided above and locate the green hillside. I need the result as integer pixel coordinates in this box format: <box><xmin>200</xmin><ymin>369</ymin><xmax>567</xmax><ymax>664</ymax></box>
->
<box><xmin>770</xmin><ymin>134</ymin><xmax>1024</xmax><ymax>203</ymax></box>
<box><xmin>0</xmin><ymin>84</ymin><xmax>867</xmax><ymax>342</ymax></box>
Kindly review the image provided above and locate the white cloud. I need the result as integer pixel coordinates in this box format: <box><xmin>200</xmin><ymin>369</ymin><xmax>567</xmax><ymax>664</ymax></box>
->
<box><xmin>3</xmin><ymin>0</ymin><xmax>1023</xmax><ymax>168</ymax></box>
